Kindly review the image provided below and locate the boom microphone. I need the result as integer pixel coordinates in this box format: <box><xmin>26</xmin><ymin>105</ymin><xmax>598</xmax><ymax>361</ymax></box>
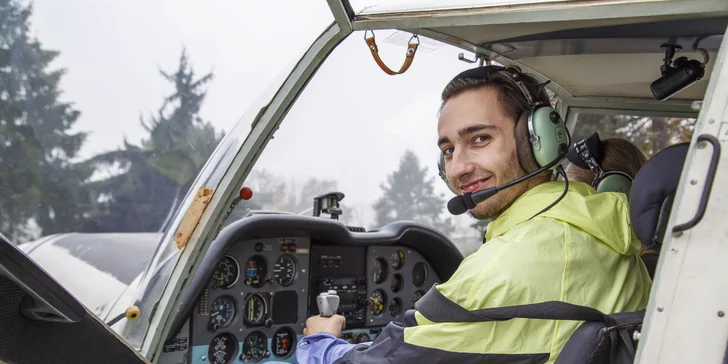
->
<box><xmin>447</xmin><ymin>149</ymin><xmax>567</xmax><ymax>215</ymax></box>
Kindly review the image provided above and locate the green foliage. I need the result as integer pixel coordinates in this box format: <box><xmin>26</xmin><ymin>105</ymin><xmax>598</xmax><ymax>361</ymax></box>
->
<box><xmin>0</xmin><ymin>0</ymin><xmax>95</xmax><ymax>241</ymax></box>
<box><xmin>372</xmin><ymin>150</ymin><xmax>454</xmax><ymax>235</ymax></box>
<box><xmin>572</xmin><ymin>113</ymin><xmax>695</xmax><ymax>158</ymax></box>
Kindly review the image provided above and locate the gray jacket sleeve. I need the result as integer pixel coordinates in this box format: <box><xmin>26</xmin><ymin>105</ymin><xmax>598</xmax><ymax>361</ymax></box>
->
<box><xmin>333</xmin><ymin>310</ymin><xmax>549</xmax><ymax>364</ymax></box>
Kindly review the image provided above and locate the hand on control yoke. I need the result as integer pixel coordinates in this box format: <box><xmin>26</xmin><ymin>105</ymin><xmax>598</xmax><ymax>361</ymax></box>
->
<box><xmin>318</xmin><ymin>290</ymin><xmax>340</xmax><ymax>317</ymax></box>
<box><xmin>304</xmin><ymin>290</ymin><xmax>346</xmax><ymax>337</ymax></box>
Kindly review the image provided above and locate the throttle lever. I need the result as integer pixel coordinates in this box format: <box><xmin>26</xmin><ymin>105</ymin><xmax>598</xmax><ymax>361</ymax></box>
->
<box><xmin>317</xmin><ymin>290</ymin><xmax>340</xmax><ymax>317</ymax></box>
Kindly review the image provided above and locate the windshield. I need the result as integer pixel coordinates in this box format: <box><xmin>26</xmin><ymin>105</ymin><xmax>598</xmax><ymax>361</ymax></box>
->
<box><xmin>229</xmin><ymin>30</ymin><xmax>490</xmax><ymax>253</ymax></box>
<box><xmin>127</xmin><ymin>28</ymin><xmax>499</xmax><ymax>348</ymax></box>
<box><xmin>0</xmin><ymin>0</ymin><xmax>334</xmax><ymax>349</ymax></box>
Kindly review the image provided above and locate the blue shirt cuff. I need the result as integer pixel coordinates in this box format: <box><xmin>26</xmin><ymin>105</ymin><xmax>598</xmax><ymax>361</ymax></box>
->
<box><xmin>295</xmin><ymin>333</ymin><xmax>366</xmax><ymax>364</ymax></box>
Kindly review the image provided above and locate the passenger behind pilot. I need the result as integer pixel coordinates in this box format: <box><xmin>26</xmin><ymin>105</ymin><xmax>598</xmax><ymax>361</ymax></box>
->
<box><xmin>566</xmin><ymin>133</ymin><xmax>647</xmax><ymax>192</ymax></box>
<box><xmin>565</xmin><ymin>134</ymin><xmax>655</xmax><ymax>257</ymax></box>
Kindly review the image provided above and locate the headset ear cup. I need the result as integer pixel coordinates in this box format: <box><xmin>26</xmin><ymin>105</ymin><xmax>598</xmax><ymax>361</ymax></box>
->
<box><xmin>514</xmin><ymin>110</ymin><xmax>540</xmax><ymax>174</ymax></box>
<box><xmin>596</xmin><ymin>173</ymin><xmax>634</xmax><ymax>197</ymax></box>
<box><xmin>530</xmin><ymin>105</ymin><xmax>569</xmax><ymax>169</ymax></box>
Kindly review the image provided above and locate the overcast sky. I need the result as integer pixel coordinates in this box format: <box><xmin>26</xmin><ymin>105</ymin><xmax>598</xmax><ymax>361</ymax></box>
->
<box><xmin>30</xmin><ymin>0</ymin><xmax>483</xmax><ymax>241</ymax></box>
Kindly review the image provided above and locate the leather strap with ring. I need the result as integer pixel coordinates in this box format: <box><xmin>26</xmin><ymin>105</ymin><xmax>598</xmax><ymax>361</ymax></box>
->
<box><xmin>364</xmin><ymin>30</ymin><xmax>419</xmax><ymax>75</ymax></box>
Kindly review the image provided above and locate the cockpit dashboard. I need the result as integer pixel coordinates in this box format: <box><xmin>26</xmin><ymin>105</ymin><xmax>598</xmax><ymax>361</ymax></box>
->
<box><xmin>159</xmin><ymin>215</ymin><xmax>463</xmax><ymax>364</ymax></box>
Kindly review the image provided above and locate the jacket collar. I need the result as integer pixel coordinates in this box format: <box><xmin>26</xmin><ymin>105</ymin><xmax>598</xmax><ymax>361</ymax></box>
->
<box><xmin>484</xmin><ymin>181</ymin><xmax>565</xmax><ymax>241</ymax></box>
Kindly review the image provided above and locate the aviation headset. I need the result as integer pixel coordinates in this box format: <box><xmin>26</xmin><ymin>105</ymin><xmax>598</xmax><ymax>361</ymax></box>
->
<box><xmin>566</xmin><ymin>132</ymin><xmax>634</xmax><ymax>195</ymax></box>
<box><xmin>436</xmin><ymin>65</ymin><xmax>570</xmax><ymax>194</ymax></box>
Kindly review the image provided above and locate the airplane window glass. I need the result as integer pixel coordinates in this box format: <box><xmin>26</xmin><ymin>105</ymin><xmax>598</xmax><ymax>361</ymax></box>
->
<box><xmin>0</xmin><ymin>0</ymin><xmax>334</xmax><ymax>350</ymax></box>
<box><xmin>238</xmin><ymin>30</ymin><xmax>486</xmax><ymax>257</ymax></box>
<box><xmin>570</xmin><ymin>112</ymin><xmax>697</xmax><ymax>158</ymax></box>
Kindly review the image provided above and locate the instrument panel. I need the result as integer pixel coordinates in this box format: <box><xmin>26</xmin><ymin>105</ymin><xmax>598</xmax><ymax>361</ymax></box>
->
<box><xmin>191</xmin><ymin>237</ymin><xmax>311</xmax><ymax>363</ymax></box>
<box><xmin>159</xmin><ymin>215</ymin><xmax>462</xmax><ymax>364</ymax></box>
<box><xmin>184</xmin><ymin>239</ymin><xmax>440</xmax><ymax>363</ymax></box>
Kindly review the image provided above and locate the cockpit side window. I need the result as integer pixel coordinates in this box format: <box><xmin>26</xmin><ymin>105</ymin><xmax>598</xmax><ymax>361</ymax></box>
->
<box><xmin>570</xmin><ymin>112</ymin><xmax>696</xmax><ymax>158</ymax></box>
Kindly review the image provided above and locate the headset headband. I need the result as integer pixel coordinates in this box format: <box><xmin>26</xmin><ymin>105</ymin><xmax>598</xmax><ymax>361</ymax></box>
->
<box><xmin>449</xmin><ymin>65</ymin><xmax>545</xmax><ymax>108</ymax></box>
<box><xmin>572</xmin><ymin>138</ymin><xmax>607</xmax><ymax>187</ymax></box>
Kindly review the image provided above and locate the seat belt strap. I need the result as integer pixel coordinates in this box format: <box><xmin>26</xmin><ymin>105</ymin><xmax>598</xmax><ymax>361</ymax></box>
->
<box><xmin>415</xmin><ymin>285</ymin><xmax>612</xmax><ymax>324</ymax></box>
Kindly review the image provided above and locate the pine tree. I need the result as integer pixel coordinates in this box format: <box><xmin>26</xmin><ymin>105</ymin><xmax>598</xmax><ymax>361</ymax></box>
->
<box><xmin>373</xmin><ymin>150</ymin><xmax>454</xmax><ymax>235</ymax></box>
<box><xmin>86</xmin><ymin>49</ymin><xmax>223</xmax><ymax>232</ymax></box>
<box><xmin>0</xmin><ymin>0</ymin><xmax>94</xmax><ymax>242</ymax></box>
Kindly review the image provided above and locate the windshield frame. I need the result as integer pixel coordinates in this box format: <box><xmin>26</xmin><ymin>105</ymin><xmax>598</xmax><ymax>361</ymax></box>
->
<box><xmin>136</xmin><ymin>21</ymin><xmax>352</xmax><ymax>359</ymax></box>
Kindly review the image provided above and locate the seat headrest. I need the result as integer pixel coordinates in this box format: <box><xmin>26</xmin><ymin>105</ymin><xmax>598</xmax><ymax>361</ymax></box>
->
<box><xmin>629</xmin><ymin>142</ymin><xmax>689</xmax><ymax>250</ymax></box>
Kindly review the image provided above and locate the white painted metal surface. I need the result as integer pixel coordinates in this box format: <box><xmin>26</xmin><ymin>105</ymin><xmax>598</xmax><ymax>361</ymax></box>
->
<box><xmin>349</xmin><ymin>0</ymin><xmax>728</xmax><ymax>31</ymax></box>
<box><xmin>636</xmin><ymin>24</ymin><xmax>728</xmax><ymax>364</ymax></box>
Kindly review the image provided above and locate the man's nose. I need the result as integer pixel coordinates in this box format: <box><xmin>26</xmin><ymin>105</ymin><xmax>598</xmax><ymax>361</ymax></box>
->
<box><xmin>448</xmin><ymin>149</ymin><xmax>475</xmax><ymax>181</ymax></box>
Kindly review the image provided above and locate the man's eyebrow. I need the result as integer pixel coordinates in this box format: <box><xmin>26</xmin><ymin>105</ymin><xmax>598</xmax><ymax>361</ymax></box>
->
<box><xmin>438</xmin><ymin>124</ymin><xmax>496</xmax><ymax>147</ymax></box>
<box><xmin>459</xmin><ymin>124</ymin><xmax>496</xmax><ymax>137</ymax></box>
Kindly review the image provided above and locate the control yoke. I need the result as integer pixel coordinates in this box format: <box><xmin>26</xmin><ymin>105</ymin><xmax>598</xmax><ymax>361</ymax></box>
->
<box><xmin>317</xmin><ymin>290</ymin><xmax>340</xmax><ymax>317</ymax></box>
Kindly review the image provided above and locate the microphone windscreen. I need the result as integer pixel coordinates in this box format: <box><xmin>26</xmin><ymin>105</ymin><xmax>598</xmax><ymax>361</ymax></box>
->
<box><xmin>447</xmin><ymin>196</ymin><xmax>468</xmax><ymax>215</ymax></box>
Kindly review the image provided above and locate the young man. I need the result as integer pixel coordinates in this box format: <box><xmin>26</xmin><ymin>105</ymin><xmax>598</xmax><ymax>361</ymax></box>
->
<box><xmin>295</xmin><ymin>66</ymin><xmax>652</xmax><ymax>363</ymax></box>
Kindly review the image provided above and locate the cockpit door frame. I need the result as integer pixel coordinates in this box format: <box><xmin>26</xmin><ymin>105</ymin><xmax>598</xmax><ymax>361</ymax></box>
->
<box><xmin>635</xmin><ymin>24</ymin><xmax>728</xmax><ymax>364</ymax></box>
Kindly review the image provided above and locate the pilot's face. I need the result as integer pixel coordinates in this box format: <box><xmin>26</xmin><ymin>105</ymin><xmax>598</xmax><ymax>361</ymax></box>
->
<box><xmin>437</xmin><ymin>86</ymin><xmax>528</xmax><ymax>220</ymax></box>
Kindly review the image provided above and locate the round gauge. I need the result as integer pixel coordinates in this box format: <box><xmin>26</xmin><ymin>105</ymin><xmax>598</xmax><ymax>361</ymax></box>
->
<box><xmin>271</xmin><ymin>327</ymin><xmax>296</xmax><ymax>358</ymax></box>
<box><xmin>244</xmin><ymin>293</ymin><xmax>267</xmax><ymax>326</ymax></box>
<box><xmin>208</xmin><ymin>295</ymin><xmax>236</xmax><ymax>331</ymax></box>
<box><xmin>208</xmin><ymin>333</ymin><xmax>238</xmax><ymax>364</ymax></box>
<box><xmin>242</xmin><ymin>331</ymin><xmax>268</xmax><ymax>363</ymax></box>
<box><xmin>211</xmin><ymin>256</ymin><xmax>239</xmax><ymax>289</ymax></box>
<box><xmin>371</xmin><ymin>257</ymin><xmax>388</xmax><ymax>284</ymax></box>
<box><xmin>389</xmin><ymin>298</ymin><xmax>402</xmax><ymax>317</ymax></box>
<box><xmin>390</xmin><ymin>274</ymin><xmax>403</xmax><ymax>293</ymax></box>
<box><xmin>412</xmin><ymin>262</ymin><xmax>428</xmax><ymax>287</ymax></box>
<box><xmin>390</xmin><ymin>250</ymin><xmax>404</xmax><ymax>270</ymax></box>
<box><xmin>244</xmin><ymin>255</ymin><xmax>267</xmax><ymax>288</ymax></box>
<box><xmin>273</xmin><ymin>255</ymin><xmax>297</xmax><ymax>287</ymax></box>
<box><xmin>368</xmin><ymin>289</ymin><xmax>386</xmax><ymax>316</ymax></box>
<box><xmin>412</xmin><ymin>290</ymin><xmax>425</xmax><ymax>309</ymax></box>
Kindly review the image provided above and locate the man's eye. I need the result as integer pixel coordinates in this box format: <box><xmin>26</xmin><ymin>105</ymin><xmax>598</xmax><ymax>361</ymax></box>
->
<box><xmin>474</xmin><ymin>135</ymin><xmax>490</xmax><ymax>143</ymax></box>
<box><xmin>442</xmin><ymin>147</ymin><xmax>453</xmax><ymax>156</ymax></box>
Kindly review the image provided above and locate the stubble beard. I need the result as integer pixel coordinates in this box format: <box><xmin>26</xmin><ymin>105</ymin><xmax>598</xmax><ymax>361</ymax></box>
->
<box><xmin>469</xmin><ymin>165</ymin><xmax>529</xmax><ymax>220</ymax></box>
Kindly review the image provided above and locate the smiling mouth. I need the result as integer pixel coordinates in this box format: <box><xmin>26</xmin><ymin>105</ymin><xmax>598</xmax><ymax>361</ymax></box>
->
<box><xmin>459</xmin><ymin>178</ymin><xmax>490</xmax><ymax>194</ymax></box>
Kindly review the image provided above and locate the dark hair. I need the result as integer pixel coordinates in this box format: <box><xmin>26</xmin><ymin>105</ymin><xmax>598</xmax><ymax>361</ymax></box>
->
<box><xmin>439</xmin><ymin>67</ymin><xmax>552</xmax><ymax>172</ymax></box>
<box><xmin>440</xmin><ymin>68</ymin><xmax>551</xmax><ymax>121</ymax></box>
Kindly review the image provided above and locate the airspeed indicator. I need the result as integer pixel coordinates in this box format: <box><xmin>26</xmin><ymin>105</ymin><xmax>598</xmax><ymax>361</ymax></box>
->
<box><xmin>273</xmin><ymin>255</ymin><xmax>297</xmax><ymax>286</ymax></box>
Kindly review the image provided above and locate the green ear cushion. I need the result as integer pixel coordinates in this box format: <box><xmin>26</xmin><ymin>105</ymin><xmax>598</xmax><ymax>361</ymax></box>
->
<box><xmin>596</xmin><ymin>173</ymin><xmax>633</xmax><ymax>197</ymax></box>
<box><xmin>529</xmin><ymin>106</ymin><xmax>569</xmax><ymax>169</ymax></box>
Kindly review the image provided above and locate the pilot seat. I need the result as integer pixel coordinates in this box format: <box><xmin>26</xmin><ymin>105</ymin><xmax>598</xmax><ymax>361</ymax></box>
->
<box><xmin>554</xmin><ymin>141</ymin><xmax>690</xmax><ymax>363</ymax></box>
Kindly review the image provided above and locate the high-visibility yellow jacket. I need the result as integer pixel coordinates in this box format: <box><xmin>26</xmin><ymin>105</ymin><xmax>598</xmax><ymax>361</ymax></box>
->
<box><xmin>297</xmin><ymin>181</ymin><xmax>652</xmax><ymax>364</ymax></box>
